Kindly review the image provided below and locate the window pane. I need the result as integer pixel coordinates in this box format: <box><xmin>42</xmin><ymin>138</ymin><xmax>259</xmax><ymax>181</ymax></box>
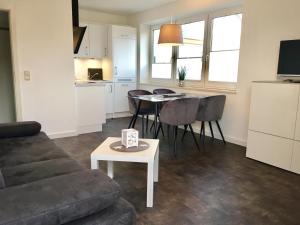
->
<box><xmin>179</xmin><ymin>21</ymin><xmax>205</xmax><ymax>58</ymax></box>
<box><xmin>177</xmin><ymin>58</ymin><xmax>202</xmax><ymax>80</ymax></box>
<box><xmin>211</xmin><ymin>14</ymin><xmax>242</xmax><ymax>51</ymax></box>
<box><xmin>208</xmin><ymin>50</ymin><xmax>240</xmax><ymax>82</ymax></box>
<box><xmin>153</xmin><ymin>29</ymin><xmax>172</xmax><ymax>63</ymax></box>
<box><xmin>152</xmin><ymin>64</ymin><xmax>172</xmax><ymax>79</ymax></box>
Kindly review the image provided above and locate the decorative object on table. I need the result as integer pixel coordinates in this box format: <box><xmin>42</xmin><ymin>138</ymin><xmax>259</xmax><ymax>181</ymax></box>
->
<box><xmin>178</xmin><ymin>66</ymin><xmax>187</xmax><ymax>87</ymax></box>
<box><xmin>122</xmin><ymin>129</ymin><xmax>139</xmax><ymax>148</ymax></box>
<box><xmin>110</xmin><ymin>140</ymin><xmax>150</xmax><ymax>153</ymax></box>
<box><xmin>158</xmin><ymin>17</ymin><xmax>183</xmax><ymax>46</ymax></box>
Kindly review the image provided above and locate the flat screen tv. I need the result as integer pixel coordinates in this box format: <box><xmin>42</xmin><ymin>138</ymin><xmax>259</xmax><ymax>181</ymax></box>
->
<box><xmin>277</xmin><ymin>39</ymin><xmax>300</xmax><ymax>77</ymax></box>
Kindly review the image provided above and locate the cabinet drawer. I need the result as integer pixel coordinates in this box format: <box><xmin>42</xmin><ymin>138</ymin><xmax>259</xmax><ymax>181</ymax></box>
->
<box><xmin>249</xmin><ymin>83</ymin><xmax>299</xmax><ymax>139</ymax></box>
<box><xmin>246</xmin><ymin>130</ymin><xmax>294</xmax><ymax>170</ymax></box>
<box><xmin>291</xmin><ymin>141</ymin><xmax>300</xmax><ymax>174</ymax></box>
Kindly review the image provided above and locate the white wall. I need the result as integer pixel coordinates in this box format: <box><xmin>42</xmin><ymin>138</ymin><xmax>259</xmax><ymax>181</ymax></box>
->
<box><xmin>0</xmin><ymin>0</ymin><xmax>77</xmax><ymax>138</ymax></box>
<box><xmin>131</xmin><ymin>0</ymin><xmax>300</xmax><ymax>146</ymax></box>
<box><xmin>80</xmin><ymin>8</ymin><xmax>129</xmax><ymax>25</ymax></box>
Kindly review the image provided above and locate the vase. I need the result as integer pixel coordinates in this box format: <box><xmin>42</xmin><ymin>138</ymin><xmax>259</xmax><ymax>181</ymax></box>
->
<box><xmin>179</xmin><ymin>80</ymin><xmax>184</xmax><ymax>87</ymax></box>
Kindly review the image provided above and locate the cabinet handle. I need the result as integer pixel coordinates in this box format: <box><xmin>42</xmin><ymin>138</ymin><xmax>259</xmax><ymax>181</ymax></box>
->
<box><xmin>104</xmin><ymin>48</ymin><xmax>107</xmax><ymax>56</ymax></box>
<box><xmin>114</xmin><ymin>66</ymin><xmax>118</xmax><ymax>75</ymax></box>
<box><xmin>110</xmin><ymin>85</ymin><xmax>113</xmax><ymax>93</ymax></box>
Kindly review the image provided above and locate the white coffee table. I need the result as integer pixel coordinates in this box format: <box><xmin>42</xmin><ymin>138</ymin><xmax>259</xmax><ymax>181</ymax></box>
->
<box><xmin>91</xmin><ymin>137</ymin><xmax>159</xmax><ymax>207</ymax></box>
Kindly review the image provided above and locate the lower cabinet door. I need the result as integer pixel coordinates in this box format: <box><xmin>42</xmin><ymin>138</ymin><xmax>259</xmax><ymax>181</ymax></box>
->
<box><xmin>291</xmin><ymin>141</ymin><xmax>300</xmax><ymax>174</ymax></box>
<box><xmin>246</xmin><ymin>130</ymin><xmax>294</xmax><ymax>170</ymax></box>
<box><xmin>114</xmin><ymin>82</ymin><xmax>136</xmax><ymax>113</ymax></box>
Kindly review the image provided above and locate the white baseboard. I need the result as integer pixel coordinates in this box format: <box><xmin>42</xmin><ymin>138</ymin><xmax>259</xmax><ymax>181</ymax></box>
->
<box><xmin>47</xmin><ymin>130</ymin><xmax>78</xmax><ymax>139</ymax></box>
<box><xmin>107</xmin><ymin>112</ymin><xmax>131</xmax><ymax>119</ymax></box>
<box><xmin>77</xmin><ymin>124</ymin><xmax>103</xmax><ymax>135</ymax></box>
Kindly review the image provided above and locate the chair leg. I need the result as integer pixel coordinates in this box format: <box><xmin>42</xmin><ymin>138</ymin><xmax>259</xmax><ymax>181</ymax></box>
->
<box><xmin>150</xmin><ymin>120</ymin><xmax>154</xmax><ymax>132</ymax></box>
<box><xmin>128</xmin><ymin>115</ymin><xmax>135</xmax><ymax>129</ymax></box>
<box><xmin>167</xmin><ymin>125</ymin><xmax>170</xmax><ymax>139</ymax></box>
<box><xmin>132</xmin><ymin>115</ymin><xmax>138</xmax><ymax>128</ymax></box>
<box><xmin>160</xmin><ymin>123</ymin><xmax>165</xmax><ymax>137</ymax></box>
<box><xmin>155</xmin><ymin>122</ymin><xmax>162</xmax><ymax>138</ymax></box>
<box><xmin>208</xmin><ymin>121</ymin><xmax>214</xmax><ymax>140</ymax></box>
<box><xmin>146</xmin><ymin>115</ymin><xmax>149</xmax><ymax>132</ymax></box>
<box><xmin>188</xmin><ymin>124</ymin><xmax>200</xmax><ymax>151</ymax></box>
<box><xmin>142</xmin><ymin>115</ymin><xmax>145</xmax><ymax>138</ymax></box>
<box><xmin>216</xmin><ymin>121</ymin><xmax>226</xmax><ymax>144</ymax></box>
<box><xmin>173</xmin><ymin>126</ymin><xmax>178</xmax><ymax>158</ymax></box>
<box><xmin>181</xmin><ymin>125</ymin><xmax>188</xmax><ymax>141</ymax></box>
<box><xmin>201</xmin><ymin>122</ymin><xmax>205</xmax><ymax>145</ymax></box>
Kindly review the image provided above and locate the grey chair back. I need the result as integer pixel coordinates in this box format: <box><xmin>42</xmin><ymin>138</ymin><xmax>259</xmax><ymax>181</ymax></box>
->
<box><xmin>160</xmin><ymin>98</ymin><xmax>200</xmax><ymax>126</ymax></box>
<box><xmin>153</xmin><ymin>88</ymin><xmax>175</xmax><ymax>95</ymax></box>
<box><xmin>128</xmin><ymin>90</ymin><xmax>155</xmax><ymax>115</ymax></box>
<box><xmin>197</xmin><ymin>95</ymin><xmax>226</xmax><ymax>122</ymax></box>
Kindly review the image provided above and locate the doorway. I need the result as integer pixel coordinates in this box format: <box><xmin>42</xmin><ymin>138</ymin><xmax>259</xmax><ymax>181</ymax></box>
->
<box><xmin>0</xmin><ymin>10</ymin><xmax>16</xmax><ymax>123</ymax></box>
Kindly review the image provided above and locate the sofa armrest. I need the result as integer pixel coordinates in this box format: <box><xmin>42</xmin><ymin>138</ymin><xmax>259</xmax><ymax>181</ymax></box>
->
<box><xmin>0</xmin><ymin>170</ymin><xmax>121</xmax><ymax>225</ymax></box>
<box><xmin>0</xmin><ymin>121</ymin><xmax>41</xmax><ymax>139</ymax></box>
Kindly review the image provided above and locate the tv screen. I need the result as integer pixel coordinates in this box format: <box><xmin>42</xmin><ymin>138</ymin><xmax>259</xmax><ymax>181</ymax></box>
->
<box><xmin>277</xmin><ymin>39</ymin><xmax>300</xmax><ymax>76</ymax></box>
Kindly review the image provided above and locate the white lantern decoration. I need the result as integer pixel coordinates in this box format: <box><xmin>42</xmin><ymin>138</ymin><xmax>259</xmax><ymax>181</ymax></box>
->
<box><xmin>122</xmin><ymin>129</ymin><xmax>139</xmax><ymax>148</ymax></box>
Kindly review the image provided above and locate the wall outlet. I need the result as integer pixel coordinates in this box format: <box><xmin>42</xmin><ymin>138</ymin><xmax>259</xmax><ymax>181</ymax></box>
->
<box><xmin>24</xmin><ymin>71</ymin><xmax>31</xmax><ymax>81</ymax></box>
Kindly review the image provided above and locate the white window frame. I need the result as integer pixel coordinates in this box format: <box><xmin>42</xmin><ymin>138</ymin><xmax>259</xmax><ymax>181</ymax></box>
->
<box><xmin>149</xmin><ymin>7</ymin><xmax>242</xmax><ymax>92</ymax></box>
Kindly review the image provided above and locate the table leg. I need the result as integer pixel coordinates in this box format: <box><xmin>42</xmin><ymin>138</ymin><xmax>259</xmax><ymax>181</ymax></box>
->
<box><xmin>154</xmin><ymin>150</ymin><xmax>159</xmax><ymax>182</ymax></box>
<box><xmin>107</xmin><ymin>161</ymin><xmax>114</xmax><ymax>179</ymax></box>
<box><xmin>153</xmin><ymin>103</ymin><xmax>158</xmax><ymax>139</ymax></box>
<box><xmin>147</xmin><ymin>161</ymin><xmax>154</xmax><ymax>207</ymax></box>
<box><xmin>91</xmin><ymin>158</ymin><xmax>99</xmax><ymax>170</ymax></box>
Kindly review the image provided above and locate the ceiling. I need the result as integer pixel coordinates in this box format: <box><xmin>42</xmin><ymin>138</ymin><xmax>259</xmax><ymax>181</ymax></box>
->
<box><xmin>79</xmin><ymin>0</ymin><xmax>177</xmax><ymax>15</ymax></box>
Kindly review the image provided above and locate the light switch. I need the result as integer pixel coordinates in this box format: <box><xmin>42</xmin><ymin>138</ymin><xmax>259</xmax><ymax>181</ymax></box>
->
<box><xmin>24</xmin><ymin>71</ymin><xmax>31</xmax><ymax>81</ymax></box>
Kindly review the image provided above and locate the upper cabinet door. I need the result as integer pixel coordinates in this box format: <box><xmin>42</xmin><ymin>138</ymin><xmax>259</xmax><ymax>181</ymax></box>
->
<box><xmin>75</xmin><ymin>23</ymin><xmax>89</xmax><ymax>58</ymax></box>
<box><xmin>295</xmin><ymin>95</ymin><xmax>300</xmax><ymax>141</ymax></box>
<box><xmin>112</xmin><ymin>25</ymin><xmax>136</xmax><ymax>40</ymax></box>
<box><xmin>112</xmin><ymin>38</ymin><xmax>136</xmax><ymax>78</ymax></box>
<box><xmin>89</xmin><ymin>24</ymin><xmax>108</xmax><ymax>59</ymax></box>
<box><xmin>249</xmin><ymin>82</ymin><xmax>300</xmax><ymax>139</ymax></box>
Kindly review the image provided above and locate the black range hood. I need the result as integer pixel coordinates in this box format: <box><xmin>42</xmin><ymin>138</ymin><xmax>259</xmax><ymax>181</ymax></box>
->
<box><xmin>72</xmin><ymin>0</ymin><xmax>86</xmax><ymax>54</ymax></box>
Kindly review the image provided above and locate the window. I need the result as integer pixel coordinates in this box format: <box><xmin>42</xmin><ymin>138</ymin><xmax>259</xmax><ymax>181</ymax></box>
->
<box><xmin>152</xmin><ymin>29</ymin><xmax>172</xmax><ymax>79</ymax></box>
<box><xmin>150</xmin><ymin>9</ymin><xmax>243</xmax><ymax>90</ymax></box>
<box><xmin>177</xmin><ymin>21</ymin><xmax>205</xmax><ymax>81</ymax></box>
<box><xmin>208</xmin><ymin>14</ymin><xmax>243</xmax><ymax>83</ymax></box>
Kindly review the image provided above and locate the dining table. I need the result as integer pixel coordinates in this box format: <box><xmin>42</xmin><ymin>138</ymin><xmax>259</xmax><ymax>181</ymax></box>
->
<box><xmin>130</xmin><ymin>93</ymin><xmax>206</xmax><ymax>139</ymax></box>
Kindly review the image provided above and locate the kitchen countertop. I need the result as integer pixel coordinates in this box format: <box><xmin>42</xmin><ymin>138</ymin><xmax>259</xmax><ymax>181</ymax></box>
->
<box><xmin>75</xmin><ymin>80</ymin><xmax>113</xmax><ymax>87</ymax></box>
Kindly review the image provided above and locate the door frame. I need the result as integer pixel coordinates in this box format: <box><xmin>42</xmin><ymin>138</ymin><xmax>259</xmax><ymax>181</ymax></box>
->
<box><xmin>0</xmin><ymin>5</ymin><xmax>23</xmax><ymax>121</ymax></box>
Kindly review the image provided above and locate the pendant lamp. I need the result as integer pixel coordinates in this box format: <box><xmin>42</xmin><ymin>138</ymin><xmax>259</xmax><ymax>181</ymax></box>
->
<box><xmin>158</xmin><ymin>18</ymin><xmax>183</xmax><ymax>46</ymax></box>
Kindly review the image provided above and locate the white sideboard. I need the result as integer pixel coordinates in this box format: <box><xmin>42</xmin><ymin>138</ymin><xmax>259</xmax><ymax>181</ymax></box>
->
<box><xmin>247</xmin><ymin>81</ymin><xmax>300</xmax><ymax>174</ymax></box>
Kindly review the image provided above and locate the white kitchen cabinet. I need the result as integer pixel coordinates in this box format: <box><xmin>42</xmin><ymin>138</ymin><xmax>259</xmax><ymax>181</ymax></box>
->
<box><xmin>291</xmin><ymin>141</ymin><xmax>300</xmax><ymax>174</ymax></box>
<box><xmin>114</xmin><ymin>82</ymin><xmax>136</xmax><ymax>113</ymax></box>
<box><xmin>105</xmin><ymin>83</ymin><xmax>114</xmax><ymax>114</ymax></box>
<box><xmin>247</xmin><ymin>81</ymin><xmax>300</xmax><ymax>174</ymax></box>
<box><xmin>89</xmin><ymin>24</ymin><xmax>108</xmax><ymax>59</ymax></box>
<box><xmin>75</xmin><ymin>23</ymin><xmax>108</xmax><ymax>59</ymax></box>
<box><xmin>76</xmin><ymin>85</ymin><xmax>106</xmax><ymax>134</ymax></box>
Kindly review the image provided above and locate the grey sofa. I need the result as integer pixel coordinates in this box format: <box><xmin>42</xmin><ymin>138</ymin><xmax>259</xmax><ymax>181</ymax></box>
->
<box><xmin>0</xmin><ymin>122</ymin><xmax>136</xmax><ymax>225</ymax></box>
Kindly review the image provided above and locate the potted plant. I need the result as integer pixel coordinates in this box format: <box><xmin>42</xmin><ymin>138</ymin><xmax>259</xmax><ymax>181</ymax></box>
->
<box><xmin>178</xmin><ymin>66</ymin><xmax>187</xmax><ymax>87</ymax></box>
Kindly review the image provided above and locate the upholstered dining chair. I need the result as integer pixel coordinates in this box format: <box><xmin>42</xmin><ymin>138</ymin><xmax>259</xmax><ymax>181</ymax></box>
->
<box><xmin>153</xmin><ymin>88</ymin><xmax>175</xmax><ymax>95</ymax></box>
<box><xmin>128</xmin><ymin>90</ymin><xmax>155</xmax><ymax>137</ymax></box>
<box><xmin>182</xmin><ymin>95</ymin><xmax>226</xmax><ymax>145</ymax></box>
<box><xmin>157</xmin><ymin>98</ymin><xmax>200</xmax><ymax>157</ymax></box>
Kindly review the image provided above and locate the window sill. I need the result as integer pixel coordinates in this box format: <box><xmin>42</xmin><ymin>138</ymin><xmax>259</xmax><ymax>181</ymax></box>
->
<box><xmin>139</xmin><ymin>81</ymin><xmax>237</xmax><ymax>94</ymax></box>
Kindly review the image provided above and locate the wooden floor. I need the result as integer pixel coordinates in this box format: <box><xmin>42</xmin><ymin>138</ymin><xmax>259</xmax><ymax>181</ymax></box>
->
<box><xmin>54</xmin><ymin>118</ymin><xmax>300</xmax><ymax>225</ymax></box>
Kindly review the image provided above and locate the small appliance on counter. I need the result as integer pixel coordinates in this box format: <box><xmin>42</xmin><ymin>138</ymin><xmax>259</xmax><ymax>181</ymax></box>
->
<box><xmin>88</xmin><ymin>68</ymin><xmax>103</xmax><ymax>80</ymax></box>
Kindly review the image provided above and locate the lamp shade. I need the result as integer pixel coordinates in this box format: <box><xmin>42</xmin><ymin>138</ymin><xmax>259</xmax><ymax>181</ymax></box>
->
<box><xmin>158</xmin><ymin>24</ymin><xmax>183</xmax><ymax>46</ymax></box>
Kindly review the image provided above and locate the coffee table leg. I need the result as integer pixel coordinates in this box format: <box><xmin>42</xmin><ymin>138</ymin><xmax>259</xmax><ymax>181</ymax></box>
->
<box><xmin>154</xmin><ymin>150</ymin><xmax>159</xmax><ymax>182</ymax></box>
<box><xmin>91</xmin><ymin>159</ymin><xmax>99</xmax><ymax>170</ymax></box>
<box><xmin>107</xmin><ymin>161</ymin><xmax>114</xmax><ymax>179</ymax></box>
<box><xmin>147</xmin><ymin>161</ymin><xmax>154</xmax><ymax>207</ymax></box>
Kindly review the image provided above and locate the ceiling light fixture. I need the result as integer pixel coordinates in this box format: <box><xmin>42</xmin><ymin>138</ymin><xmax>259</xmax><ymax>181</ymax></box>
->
<box><xmin>158</xmin><ymin>17</ymin><xmax>183</xmax><ymax>46</ymax></box>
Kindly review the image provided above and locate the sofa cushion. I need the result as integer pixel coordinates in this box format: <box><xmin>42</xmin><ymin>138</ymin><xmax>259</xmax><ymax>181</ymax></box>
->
<box><xmin>0</xmin><ymin>121</ymin><xmax>41</xmax><ymax>139</ymax></box>
<box><xmin>2</xmin><ymin>157</ymin><xmax>83</xmax><ymax>187</ymax></box>
<box><xmin>0</xmin><ymin>170</ymin><xmax>121</xmax><ymax>225</ymax></box>
<box><xmin>66</xmin><ymin>198</ymin><xmax>136</xmax><ymax>225</ymax></box>
<box><xmin>0</xmin><ymin>132</ymin><xmax>68</xmax><ymax>168</ymax></box>
<box><xmin>0</xmin><ymin>170</ymin><xmax>5</xmax><ymax>189</ymax></box>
